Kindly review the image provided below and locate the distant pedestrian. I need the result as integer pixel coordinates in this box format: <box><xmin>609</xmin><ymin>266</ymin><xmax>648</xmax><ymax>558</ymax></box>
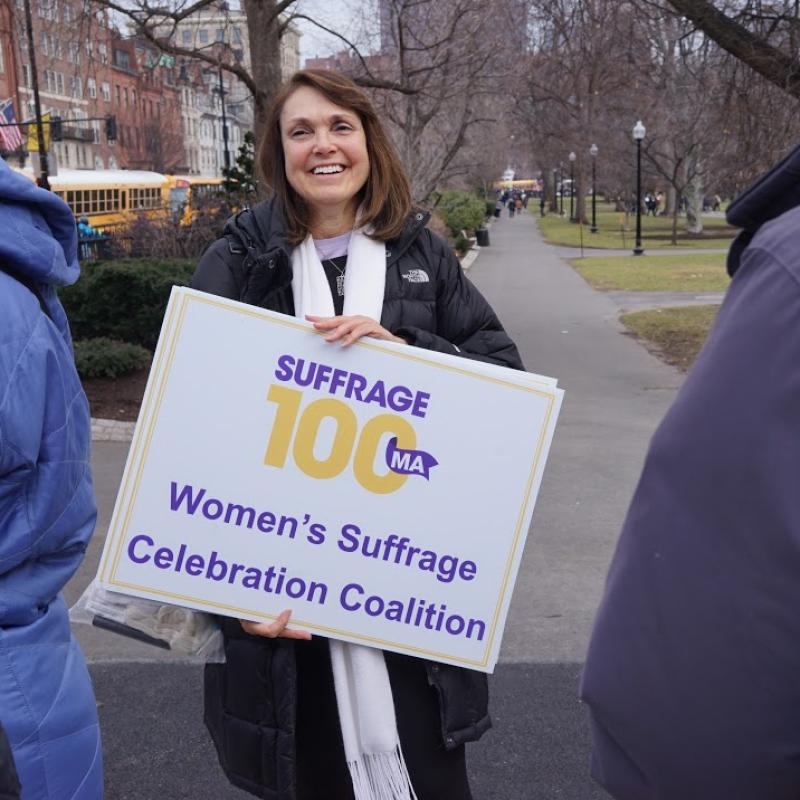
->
<box><xmin>509</xmin><ymin>196</ymin><xmax>516</xmax><ymax>217</ymax></box>
<box><xmin>0</xmin><ymin>159</ymin><xmax>103</xmax><ymax>798</ymax></box>
<box><xmin>540</xmin><ymin>195</ymin><xmax>546</xmax><ymax>217</ymax></box>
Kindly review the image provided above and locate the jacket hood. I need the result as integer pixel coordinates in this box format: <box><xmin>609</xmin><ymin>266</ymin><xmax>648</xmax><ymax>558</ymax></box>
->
<box><xmin>0</xmin><ymin>159</ymin><xmax>79</xmax><ymax>286</ymax></box>
<box><xmin>725</xmin><ymin>141</ymin><xmax>800</xmax><ymax>276</ymax></box>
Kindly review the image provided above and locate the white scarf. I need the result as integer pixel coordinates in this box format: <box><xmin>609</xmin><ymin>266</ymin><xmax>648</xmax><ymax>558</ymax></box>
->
<box><xmin>291</xmin><ymin>227</ymin><xmax>417</xmax><ymax>800</ymax></box>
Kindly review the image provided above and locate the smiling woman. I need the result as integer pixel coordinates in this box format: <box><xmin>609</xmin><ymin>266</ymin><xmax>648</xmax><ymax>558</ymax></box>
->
<box><xmin>191</xmin><ymin>68</ymin><xmax>524</xmax><ymax>800</ymax></box>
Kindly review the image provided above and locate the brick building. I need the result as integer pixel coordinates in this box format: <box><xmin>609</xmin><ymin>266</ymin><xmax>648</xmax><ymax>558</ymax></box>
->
<box><xmin>0</xmin><ymin>0</ymin><xmax>299</xmax><ymax>176</ymax></box>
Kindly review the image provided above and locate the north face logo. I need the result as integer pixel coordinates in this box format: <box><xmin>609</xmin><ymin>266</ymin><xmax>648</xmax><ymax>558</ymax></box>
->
<box><xmin>402</xmin><ymin>269</ymin><xmax>429</xmax><ymax>283</ymax></box>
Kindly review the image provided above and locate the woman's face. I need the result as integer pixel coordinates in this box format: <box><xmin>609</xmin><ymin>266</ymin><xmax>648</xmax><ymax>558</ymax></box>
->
<box><xmin>280</xmin><ymin>86</ymin><xmax>370</xmax><ymax>223</ymax></box>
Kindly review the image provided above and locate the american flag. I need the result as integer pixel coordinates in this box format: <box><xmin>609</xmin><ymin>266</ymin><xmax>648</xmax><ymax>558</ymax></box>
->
<box><xmin>0</xmin><ymin>100</ymin><xmax>24</xmax><ymax>151</ymax></box>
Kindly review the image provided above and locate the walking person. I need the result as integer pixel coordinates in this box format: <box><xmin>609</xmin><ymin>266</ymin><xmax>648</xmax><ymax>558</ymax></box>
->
<box><xmin>539</xmin><ymin>194</ymin><xmax>546</xmax><ymax>217</ymax></box>
<box><xmin>192</xmin><ymin>69</ymin><xmax>523</xmax><ymax>800</ymax></box>
<box><xmin>508</xmin><ymin>194</ymin><xmax>516</xmax><ymax>218</ymax></box>
<box><xmin>0</xmin><ymin>160</ymin><xmax>103</xmax><ymax>799</ymax></box>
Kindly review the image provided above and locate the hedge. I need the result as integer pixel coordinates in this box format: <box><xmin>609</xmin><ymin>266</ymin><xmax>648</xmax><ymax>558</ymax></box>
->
<box><xmin>436</xmin><ymin>191</ymin><xmax>486</xmax><ymax>237</ymax></box>
<box><xmin>60</xmin><ymin>259</ymin><xmax>196</xmax><ymax>350</ymax></box>
<box><xmin>73</xmin><ymin>338</ymin><xmax>152</xmax><ymax>379</ymax></box>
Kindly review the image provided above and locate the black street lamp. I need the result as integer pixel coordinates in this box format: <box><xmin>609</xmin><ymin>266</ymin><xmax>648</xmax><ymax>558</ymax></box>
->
<box><xmin>633</xmin><ymin>120</ymin><xmax>646</xmax><ymax>255</ymax></box>
<box><xmin>22</xmin><ymin>0</ymin><xmax>49</xmax><ymax>189</ymax></box>
<box><xmin>559</xmin><ymin>162</ymin><xmax>564</xmax><ymax>216</ymax></box>
<box><xmin>217</xmin><ymin>64</ymin><xmax>231</xmax><ymax>172</ymax></box>
<box><xmin>590</xmin><ymin>143</ymin><xmax>598</xmax><ymax>233</ymax></box>
<box><xmin>568</xmin><ymin>151</ymin><xmax>576</xmax><ymax>221</ymax></box>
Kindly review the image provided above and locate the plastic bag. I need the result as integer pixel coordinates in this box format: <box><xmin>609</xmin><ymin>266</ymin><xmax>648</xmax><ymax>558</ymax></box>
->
<box><xmin>70</xmin><ymin>580</ymin><xmax>225</xmax><ymax>662</ymax></box>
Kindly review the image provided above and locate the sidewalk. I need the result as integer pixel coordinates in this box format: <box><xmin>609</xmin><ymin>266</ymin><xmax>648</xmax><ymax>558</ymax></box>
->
<box><xmin>71</xmin><ymin>211</ymin><xmax>684</xmax><ymax>798</ymax></box>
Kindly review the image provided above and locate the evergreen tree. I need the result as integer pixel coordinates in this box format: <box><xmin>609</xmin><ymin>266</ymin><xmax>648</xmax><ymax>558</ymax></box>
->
<box><xmin>222</xmin><ymin>131</ymin><xmax>257</xmax><ymax>203</ymax></box>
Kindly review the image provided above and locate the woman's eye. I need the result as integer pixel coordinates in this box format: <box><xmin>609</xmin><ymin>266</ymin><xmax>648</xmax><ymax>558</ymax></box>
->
<box><xmin>334</xmin><ymin>123</ymin><xmax>352</xmax><ymax>132</ymax></box>
<box><xmin>291</xmin><ymin>129</ymin><xmax>309</xmax><ymax>138</ymax></box>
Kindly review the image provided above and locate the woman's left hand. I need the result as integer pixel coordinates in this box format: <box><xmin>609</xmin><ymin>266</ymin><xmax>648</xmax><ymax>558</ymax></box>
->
<box><xmin>306</xmin><ymin>315</ymin><xmax>407</xmax><ymax>347</ymax></box>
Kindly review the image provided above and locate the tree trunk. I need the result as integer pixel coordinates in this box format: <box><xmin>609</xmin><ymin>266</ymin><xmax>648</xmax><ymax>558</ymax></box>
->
<box><xmin>685</xmin><ymin>183</ymin><xmax>704</xmax><ymax>234</ymax></box>
<box><xmin>244</xmin><ymin>0</ymin><xmax>285</xmax><ymax>146</ymax></box>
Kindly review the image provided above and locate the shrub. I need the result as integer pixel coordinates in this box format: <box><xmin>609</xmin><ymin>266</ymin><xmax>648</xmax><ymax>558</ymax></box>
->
<box><xmin>437</xmin><ymin>190</ymin><xmax>486</xmax><ymax>236</ymax></box>
<box><xmin>60</xmin><ymin>259</ymin><xmax>196</xmax><ymax>350</ymax></box>
<box><xmin>454</xmin><ymin>235</ymin><xmax>472</xmax><ymax>255</ymax></box>
<box><xmin>73</xmin><ymin>338</ymin><xmax>151</xmax><ymax>379</ymax></box>
<box><xmin>485</xmin><ymin>200</ymin><xmax>496</xmax><ymax>218</ymax></box>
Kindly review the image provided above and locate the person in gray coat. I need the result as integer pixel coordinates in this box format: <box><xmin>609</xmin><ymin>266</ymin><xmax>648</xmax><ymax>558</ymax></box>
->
<box><xmin>581</xmin><ymin>142</ymin><xmax>800</xmax><ymax>799</ymax></box>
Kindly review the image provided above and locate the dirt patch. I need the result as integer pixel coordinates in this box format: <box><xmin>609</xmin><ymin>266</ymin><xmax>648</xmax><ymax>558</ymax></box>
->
<box><xmin>82</xmin><ymin>368</ymin><xmax>148</xmax><ymax>421</ymax></box>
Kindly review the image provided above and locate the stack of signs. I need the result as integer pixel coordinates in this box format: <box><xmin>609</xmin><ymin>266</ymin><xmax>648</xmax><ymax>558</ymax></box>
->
<box><xmin>95</xmin><ymin>287</ymin><xmax>563</xmax><ymax>672</ymax></box>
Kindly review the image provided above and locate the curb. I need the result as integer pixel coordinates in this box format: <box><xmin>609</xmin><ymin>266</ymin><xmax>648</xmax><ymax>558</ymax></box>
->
<box><xmin>92</xmin><ymin>418</ymin><xmax>135</xmax><ymax>443</ymax></box>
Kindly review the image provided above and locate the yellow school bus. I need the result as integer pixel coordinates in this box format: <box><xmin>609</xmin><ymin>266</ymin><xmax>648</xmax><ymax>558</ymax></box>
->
<box><xmin>12</xmin><ymin>167</ymin><xmax>170</xmax><ymax>231</ymax></box>
<box><xmin>166</xmin><ymin>175</ymin><xmax>225</xmax><ymax>225</ymax></box>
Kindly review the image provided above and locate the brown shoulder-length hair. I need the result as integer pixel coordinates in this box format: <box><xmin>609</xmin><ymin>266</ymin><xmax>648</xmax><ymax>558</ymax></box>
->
<box><xmin>258</xmin><ymin>69</ymin><xmax>412</xmax><ymax>245</ymax></box>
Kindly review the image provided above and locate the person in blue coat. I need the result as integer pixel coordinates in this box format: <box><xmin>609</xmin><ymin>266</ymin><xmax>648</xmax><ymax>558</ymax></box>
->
<box><xmin>581</xmin><ymin>142</ymin><xmax>800</xmax><ymax>798</ymax></box>
<box><xmin>0</xmin><ymin>159</ymin><xmax>103</xmax><ymax>799</ymax></box>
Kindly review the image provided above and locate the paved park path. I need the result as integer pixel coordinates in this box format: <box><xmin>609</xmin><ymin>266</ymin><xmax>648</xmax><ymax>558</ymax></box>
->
<box><xmin>67</xmin><ymin>211</ymin><xmax>687</xmax><ymax>799</ymax></box>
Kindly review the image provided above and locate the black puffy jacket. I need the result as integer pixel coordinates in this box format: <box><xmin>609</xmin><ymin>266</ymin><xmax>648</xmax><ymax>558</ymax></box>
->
<box><xmin>192</xmin><ymin>197</ymin><xmax>524</xmax><ymax>800</ymax></box>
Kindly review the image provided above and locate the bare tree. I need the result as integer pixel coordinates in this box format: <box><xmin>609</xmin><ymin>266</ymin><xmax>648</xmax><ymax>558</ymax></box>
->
<box><xmin>341</xmin><ymin>0</ymin><xmax>522</xmax><ymax>202</ymax></box>
<box><xmin>661</xmin><ymin>0</ymin><xmax>800</xmax><ymax>99</ymax></box>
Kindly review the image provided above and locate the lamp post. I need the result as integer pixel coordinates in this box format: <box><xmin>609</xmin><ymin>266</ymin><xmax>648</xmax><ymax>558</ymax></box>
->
<box><xmin>22</xmin><ymin>0</ymin><xmax>49</xmax><ymax>189</ymax></box>
<box><xmin>217</xmin><ymin>64</ymin><xmax>231</xmax><ymax>172</ymax></box>
<box><xmin>552</xmin><ymin>167</ymin><xmax>558</xmax><ymax>212</ymax></box>
<box><xmin>568</xmin><ymin>151</ymin><xmax>576</xmax><ymax>221</ymax></box>
<box><xmin>589</xmin><ymin>143</ymin><xmax>598</xmax><ymax>233</ymax></box>
<box><xmin>559</xmin><ymin>162</ymin><xmax>564</xmax><ymax>216</ymax></box>
<box><xmin>632</xmin><ymin>120</ymin><xmax>646</xmax><ymax>255</ymax></box>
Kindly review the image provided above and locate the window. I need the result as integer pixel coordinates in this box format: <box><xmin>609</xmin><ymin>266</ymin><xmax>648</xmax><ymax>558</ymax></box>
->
<box><xmin>114</xmin><ymin>49</ymin><xmax>130</xmax><ymax>70</ymax></box>
<box><xmin>56</xmin><ymin>72</ymin><xmax>64</xmax><ymax>95</ymax></box>
<box><xmin>98</xmin><ymin>42</ymin><xmax>108</xmax><ymax>64</ymax></box>
<box><xmin>182</xmin><ymin>29</ymin><xmax>191</xmax><ymax>45</ymax></box>
<box><xmin>87</xmin><ymin>77</ymin><xmax>96</xmax><ymax>98</ymax></box>
<box><xmin>40</xmin><ymin>31</ymin><xmax>48</xmax><ymax>56</ymax></box>
<box><xmin>70</xmin><ymin>76</ymin><xmax>82</xmax><ymax>99</ymax></box>
<box><xmin>115</xmin><ymin>84</ymin><xmax>120</xmax><ymax>104</ymax></box>
<box><xmin>123</xmin><ymin>87</ymin><xmax>128</xmax><ymax>106</ymax></box>
<box><xmin>85</xmin><ymin>40</ymin><xmax>93</xmax><ymax>58</ymax></box>
<box><xmin>63</xmin><ymin>4</ymin><xmax>72</xmax><ymax>22</ymax></box>
<box><xmin>233</xmin><ymin>27</ymin><xmax>242</xmax><ymax>44</ymax></box>
<box><xmin>215</xmin><ymin>28</ymin><xmax>224</xmax><ymax>42</ymax></box>
<box><xmin>0</xmin><ymin>46</ymin><xmax>5</xmax><ymax>74</ymax></box>
<box><xmin>101</xmin><ymin>81</ymin><xmax>110</xmax><ymax>102</ymax></box>
<box><xmin>199</xmin><ymin>29</ymin><xmax>208</xmax><ymax>44</ymax></box>
<box><xmin>68</xmin><ymin>42</ymin><xmax>80</xmax><ymax>64</ymax></box>
<box><xmin>131</xmin><ymin>89</ymin><xmax>136</xmax><ymax>106</ymax></box>
<box><xmin>130</xmin><ymin>187</ymin><xmax>162</xmax><ymax>210</ymax></box>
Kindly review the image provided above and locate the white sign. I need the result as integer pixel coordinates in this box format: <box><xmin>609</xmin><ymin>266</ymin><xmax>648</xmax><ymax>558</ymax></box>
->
<box><xmin>97</xmin><ymin>287</ymin><xmax>563</xmax><ymax>672</ymax></box>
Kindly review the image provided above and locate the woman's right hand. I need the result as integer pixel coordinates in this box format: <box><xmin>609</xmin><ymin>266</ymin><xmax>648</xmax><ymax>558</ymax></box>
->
<box><xmin>240</xmin><ymin>609</ymin><xmax>312</xmax><ymax>640</ymax></box>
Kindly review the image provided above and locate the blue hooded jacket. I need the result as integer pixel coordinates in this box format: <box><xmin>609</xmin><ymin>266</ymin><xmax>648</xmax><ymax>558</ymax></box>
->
<box><xmin>581</xmin><ymin>144</ymin><xmax>800</xmax><ymax>798</ymax></box>
<box><xmin>0</xmin><ymin>160</ymin><xmax>102</xmax><ymax>798</ymax></box>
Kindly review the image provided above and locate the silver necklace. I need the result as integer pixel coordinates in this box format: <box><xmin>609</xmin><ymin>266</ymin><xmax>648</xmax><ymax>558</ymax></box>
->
<box><xmin>324</xmin><ymin>257</ymin><xmax>347</xmax><ymax>297</ymax></box>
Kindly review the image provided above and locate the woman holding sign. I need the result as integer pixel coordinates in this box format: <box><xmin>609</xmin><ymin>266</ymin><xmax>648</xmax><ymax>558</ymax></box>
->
<box><xmin>193</xmin><ymin>69</ymin><xmax>523</xmax><ymax>800</ymax></box>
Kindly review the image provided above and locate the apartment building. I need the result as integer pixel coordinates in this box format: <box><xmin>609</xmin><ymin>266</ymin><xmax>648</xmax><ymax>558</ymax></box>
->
<box><xmin>0</xmin><ymin>0</ymin><xmax>300</xmax><ymax>176</ymax></box>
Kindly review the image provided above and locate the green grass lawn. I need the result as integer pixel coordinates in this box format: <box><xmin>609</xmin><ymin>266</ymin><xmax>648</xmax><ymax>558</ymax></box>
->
<box><xmin>539</xmin><ymin>204</ymin><xmax>737</xmax><ymax>250</ymax></box>
<box><xmin>621</xmin><ymin>305</ymin><xmax>720</xmax><ymax>371</ymax></box>
<box><xmin>571</xmin><ymin>252</ymin><xmax>729</xmax><ymax>292</ymax></box>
